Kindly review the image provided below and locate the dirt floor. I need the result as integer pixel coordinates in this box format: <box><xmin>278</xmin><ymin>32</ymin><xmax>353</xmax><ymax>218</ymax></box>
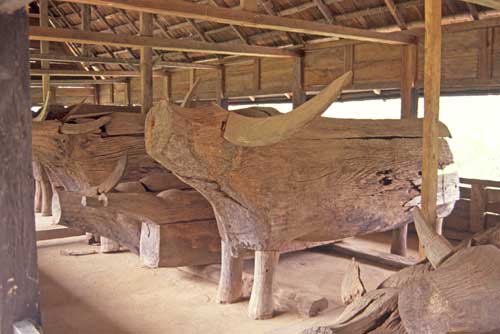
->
<box><xmin>36</xmin><ymin>215</ymin><xmax>418</xmax><ymax>334</ymax></box>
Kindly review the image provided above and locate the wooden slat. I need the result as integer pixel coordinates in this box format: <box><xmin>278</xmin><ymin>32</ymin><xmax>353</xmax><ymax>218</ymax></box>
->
<box><xmin>460</xmin><ymin>178</ymin><xmax>500</xmax><ymax>188</ymax></box>
<box><xmin>421</xmin><ymin>0</ymin><xmax>442</xmax><ymax>234</ymax></box>
<box><xmin>29</xmin><ymin>26</ymin><xmax>298</xmax><ymax>58</ymax></box>
<box><xmin>319</xmin><ymin>239</ymin><xmax>418</xmax><ymax>270</ymax></box>
<box><xmin>384</xmin><ymin>0</ymin><xmax>407</xmax><ymax>30</ymax></box>
<box><xmin>486</xmin><ymin>187</ymin><xmax>500</xmax><ymax>203</ymax></box>
<box><xmin>59</xmin><ymin>0</ymin><xmax>416</xmax><ymax>45</ymax></box>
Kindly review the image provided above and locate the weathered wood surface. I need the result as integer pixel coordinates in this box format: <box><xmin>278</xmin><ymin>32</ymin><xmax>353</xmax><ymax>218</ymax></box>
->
<box><xmin>146</xmin><ymin>74</ymin><xmax>458</xmax><ymax>319</ymax></box>
<box><xmin>0</xmin><ymin>9</ymin><xmax>40</xmax><ymax>334</ymax></box>
<box><xmin>32</xmin><ymin>111</ymin><xmax>166</xmax><ymax>192</ymax></box>
<box><xmin>302</xmin><ymin>219</ymin><xmax>500</xmax><ymax>334</ymax></box>
<box><xmin>146</xmin><ymin>90</ymin><xmax>458</xmax><ymax>252</ymax></box>
<box><xmin>53</xmin><ymin>190</ymin><xmax>142</xmax><ymax>254</ymax></box>
<box><xmin>340</xmin><ymin>259</ymin><xmax>365</xmax><ymax>305</ymax></box>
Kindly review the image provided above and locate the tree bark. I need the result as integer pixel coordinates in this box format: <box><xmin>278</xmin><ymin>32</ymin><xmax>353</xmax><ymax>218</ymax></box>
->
<box><xmin>0</xmin><ymin>9</ymin><xmax>40</xmax><ymax>334</ymax></box>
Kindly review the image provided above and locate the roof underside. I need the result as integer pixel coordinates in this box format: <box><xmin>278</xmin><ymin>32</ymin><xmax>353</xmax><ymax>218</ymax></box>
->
<box><xmin>29</xmin><ymin>0</ymin><xmax>498</xmax><ymax>72</ymax></box>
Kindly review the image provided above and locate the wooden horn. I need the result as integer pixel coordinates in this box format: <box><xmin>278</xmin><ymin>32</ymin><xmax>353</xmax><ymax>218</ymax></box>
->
<box><xmin>222</xmin><ymin>71</ymin><xmax>352</xmax><ymax>147</ymax></box>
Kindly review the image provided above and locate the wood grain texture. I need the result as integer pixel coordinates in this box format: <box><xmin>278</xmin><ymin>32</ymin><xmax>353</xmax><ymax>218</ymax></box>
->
<box><xmin>0</xmin><ymin>10</ymin><xmax>40</xmax><ymax>334</ymax></box>
<box><xmin>399</xmin><ymin>245</ymin><xmax>500</xmax><ymax>333</ymax></box>
<box><xmin>146</xmin><ymin>102</ymin><xmax>459</xmax><ymax>251</ymax></box>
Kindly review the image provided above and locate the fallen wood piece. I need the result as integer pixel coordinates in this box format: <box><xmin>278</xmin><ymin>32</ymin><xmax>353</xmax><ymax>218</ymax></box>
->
<box><xmin>104</xmin><ymin>112</ymin><xmax>145</xmax><ymax>136</ymax></box>
<box><xmin>178</xmin><ymin>264</ymin><xmax>329</xmax><ymax>317</ymax></box>
<box><xmin>114</xmin><ymin>181</ymin><xmax>146</xmax><ymax>193</ymax></box>
<box><xmin>304</xmin><ymin>289</ymin><xmax>399</xmax><ymax>334</ymax></box>
<box><xmin>340</xmin><ymin>259</ymin><xmax>365</xmax><ymax>305</ymax></box>
<box><xmin>60</xmin><ymin>249</ymin><xmax>98</xmax><ymax>256</ymax></box>
<box><xmin>319</xmin><ymin>239</ymin><xmax>418</xmax><ymax>270</ymax></box>
<box><xmin>378</xmin><ymin>262</ymin><xmax>433</xmax><ymax>289</ymax></box>
<box><xmin>60</xmin><ymin>97</ymin><xmax>89</xmax><ymax>122</ymax></box>
<box><xmin>59</xmin><ymin>116</ymin><xmax>111</xmax><ymax>135</ymax></box>
<box><xmin>95</xmin><ymin>153</ymin><xmax>128</xmax><ymax>194</ymax></box>
<box><xmin>399</xmin><ymin>245</ymin><xmax>500</xmax><ymax>334</ymax></box>
<box><xmin>140</xmin><ymin>172</ymin><xmax>190</xmax><ymax>192</ymax></box>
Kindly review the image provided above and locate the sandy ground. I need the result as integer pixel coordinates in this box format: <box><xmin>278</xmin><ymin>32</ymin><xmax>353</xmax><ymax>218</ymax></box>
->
<box><xmin>36</xmin><ymin>214</ymin><xmax>414</xmax><ymax>334</ymax></box>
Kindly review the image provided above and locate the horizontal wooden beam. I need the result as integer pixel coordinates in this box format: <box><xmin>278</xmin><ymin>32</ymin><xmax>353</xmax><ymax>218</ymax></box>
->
<box><xmin>31</xmin><ymin>69</ymin><xmax>153</xmax><ymax>77</ymax></box>
<box><xmin>31</xmin><ymin>79</ymin><xmax>123</xmax><ymax>86</ymax></box>
<box><xmin>29</xmin><ymin>26</ymin><xmax>297</xmax><ymax>58</ymax></box>
<box><xmin>461</xmin><ymin>0</ymin><xmax>500</xmax><ymax>9</ymax></box>
<box><xmin>59</xmin><ymin>0</ymin><xmax>416</xmax><ymax>45</ymax></box>
<box><xmin>30</xmin><ymin>52</ymin><xmax>221</xmax><ymax>70</ymax></box>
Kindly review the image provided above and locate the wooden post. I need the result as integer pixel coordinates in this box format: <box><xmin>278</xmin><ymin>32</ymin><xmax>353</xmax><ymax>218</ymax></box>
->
<box><xmin>80</xmin><ymin>4</ymin><xmax>91</xmax><ymax>57</ymax></box>
<box><xmin>470</xmin><ymin>184</ymin><xmax>486</xmax><ymax>232</ymax></box>
<box><xmin>216</xmin><ymin>65</ymin><xmax>228</xmax><ymax>109</ymax></box>
<box><xmin>216</xmin><ymin>240</ymin><xmax>243</xmax><ymax>304</ymax></box>
<box><xmin>253</xmin><ymin>58</ymin><xmax>261</xmax><ymax>92</ymax></box>
<box><xmin>421</xmin><ymin>0</ymin><xmax>443</xmax><ymax>242</ymax></box>
<box><xmin>248</xmin><ymin>251</ymin><xmax>280</xmax><ymax>320</ymax></box>
<box><xmin>292</xmin><ymin>57</ymin><xmax>306</xmax><ymax>108</ymax></box>
<box><xmin>392</xmin><ymin>43</ymin><xmax>419</xmax><ymax>257</ymax></box>
<box><xmin>40</xmin><ymin>0</ymin><xmax>50</xmax><ymax>103</ymax></box>
<box><xmin>400</xmin><ymin>44</ymin><xmax>419</xmax><ymax>119</ymax></box>
<box><xmin>125</xmin><ymin>79</ymin><xmax>132</xmax><ymax>106</ymax></box>
<box><xmin>0</xmin><ymin>9</ymin><xmax>40</xmax><ymax>334</ymax></box>
<box><xmin>164</xmin><ymin>72</ymin><xmax>172</xmax><ymax>102</ymax></box>
<box><xmin>140</xmin><ymin>13</ymin><xmax>153</xmax><ymax>114</ymax></box>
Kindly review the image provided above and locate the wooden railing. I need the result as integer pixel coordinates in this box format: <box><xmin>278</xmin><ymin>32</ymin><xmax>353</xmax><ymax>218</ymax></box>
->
<box><xmin>444</xmin><ymin>178</ymin><xmax>500</xmax><ymax>238</ymax></box>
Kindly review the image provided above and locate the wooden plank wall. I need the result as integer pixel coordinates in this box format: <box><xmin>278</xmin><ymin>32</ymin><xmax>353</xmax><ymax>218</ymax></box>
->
<box><xmin>94</xmin><ymin>20</ymin><xmax>500</xmax><ymax>105</ymax></box>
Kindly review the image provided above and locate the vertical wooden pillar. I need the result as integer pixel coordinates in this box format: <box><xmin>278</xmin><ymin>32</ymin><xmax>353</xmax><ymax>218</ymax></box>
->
<box><xmin>400</xmin><ymin>44</ymin><xmax>419</xmax><ymax>119</ymax></box>
<box><xmin>140</xmin><ymin>13</ymin><xmax>153</xmax><ymax>114</ymax></box>
<box><xmin>80</xmin><ymin>4</ymin><xmax>90</xmax><ymax>57</ymax></box>
<box><xmin>216</xmin><ymin>65</ymin><xmax>228</xmax><ymax>109</ymax></box>
<box><xmin>125</xmin><ymin>79</ymin><xmax>132</xmax><ymax>106</ymax></box>
<box><xmin>0</xmin><ymin>9</ymin><xmax>40</xmax><ymax>334</ymax></box>
<box><xmin>164</xmin><ymin>72</ymin><xmax>172</xmax><ymax>102</ymax></box>
<box><xmin>292</xmin><ymin>57</ymin><xmax>306</xmax><ymax>108</ymax></box>
<box><xmin>40</xmin><ymin>0</ymin><xmax>50</xmax><ymax>103</ymax></box>
<box><xmin>253</xmin><ymin>58</ymin><xmax>261</xmax><ymax>92</ymax></box>
<box><xmin>470</xmin><ymin>184</ymin><xmax>486</xmax><ymax>232</ymax></box>
<box><xmin>391</xmin><ymin>43</ymin><xmax>419</xmax><ymax>257</ymax></box>
<box><xmin>421</xmin><ymin>0</ymin><xmax>442</xmax><ymax>236</ymax></box>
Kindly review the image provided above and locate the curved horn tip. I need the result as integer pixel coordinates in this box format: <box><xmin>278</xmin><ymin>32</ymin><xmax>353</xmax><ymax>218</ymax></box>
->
<box><xmin>412</xmin><ymin>207</ymin><xmax>454</xmax><ymax>268</ymax></box>
<box><xmin>223</xmin><ymin>71</ymin><xmax>353</xmax><ymax>147</ymax></box>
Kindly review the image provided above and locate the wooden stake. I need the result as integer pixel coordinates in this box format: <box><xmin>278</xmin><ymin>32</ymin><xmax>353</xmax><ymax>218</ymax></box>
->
<box><xmin>421</xmin><ymin>0</ymin><xmax>442</xmax><ymax>240</ymax></box>
<box><xmin>292</xmin><ymin>57</ymin><xmax>306</xmax><ymax>108</ymax></box>
<box><xmin>140</xmin><ymin>13</ymin><xmax>153</xmax><ymax>114</ymax></box>
<box><xmin>39</xmin><ymin>165</ymin><xmax>52</xmax><ymax>217</ymax></box>
<box><xmin>248</xmin><ymin>251</ymin><xmax>280</xmax><ymax>320</ymax></box>
<box><xmin>217</xmin><ymin>240</ymin><xmax>243</xmax><ymax>304</ymax></box>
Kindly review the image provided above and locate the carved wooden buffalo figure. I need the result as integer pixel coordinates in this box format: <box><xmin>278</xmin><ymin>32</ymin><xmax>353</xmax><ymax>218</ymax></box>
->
<box><xmin>145</xmin><ymin>72</ymin><xmax>460</xmax><ymax>319</ymax></box>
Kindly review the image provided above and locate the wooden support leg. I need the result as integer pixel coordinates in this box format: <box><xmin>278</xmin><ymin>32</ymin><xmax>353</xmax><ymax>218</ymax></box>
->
<box><xmin>39</xmin><ymin>166</ymin><xmax>52</xmax><ymax>217</ymax></box>
<box><xmin>390</xmin><ymin>224</ymin><xmax>408</xmax><ymax>257</ymax></box>
<box><xmin>34</xmin><ymin>181</ymin><xmax>42</xmax><ymax>213</ymax></box>
<box><xmin>248</xmin><ymin>250</ymin><xmax>280</xmax><ymax>320</ymax></box>
<box><xmin>100</xmin><ymin>236</ymin><xmax>120</xmax><ymax>253</ymax></box>
<box><xmin>217</xmin><ymin>240</ymin><xmax>243</xmax><ymax>304</ymax></box>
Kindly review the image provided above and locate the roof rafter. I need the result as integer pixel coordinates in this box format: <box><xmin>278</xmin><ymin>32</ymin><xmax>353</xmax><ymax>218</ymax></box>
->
<box><xmin>58</xmin><ymin>0</ymin><xmax>416</xmax><ymax>44</ymax></box>
<box><xmin>29</xmin><ymin>26</ymin><xmax>299</xmax><ymax>58</ymax></box>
